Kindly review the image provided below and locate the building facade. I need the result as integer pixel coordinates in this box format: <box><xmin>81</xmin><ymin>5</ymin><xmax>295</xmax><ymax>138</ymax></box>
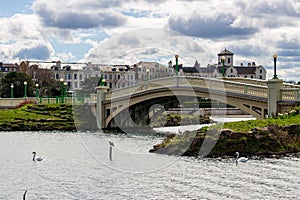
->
<box><xmin>180</xmin><ymin>49</ymin><xmax>267</xmax><ymax>80</ymax></box>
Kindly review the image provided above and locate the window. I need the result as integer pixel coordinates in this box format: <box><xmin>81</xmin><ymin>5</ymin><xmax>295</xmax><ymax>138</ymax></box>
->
<box><xmin>260</xmin><ymin>69</ymin><xmax>263</xmax><ymax>73</ymax></box>
<box><xmin>228</xmin><ymin>58</ymin><xmax>231</xmax><ymax>63</ymax></box>
<box><xmin>74</xmin><ymin>74</ymin><xmax>77</xmax><ymax>80</ymax></box>
<box><xmin>79</xmin><ymin>74</ymin><xmax>82</xmax><ymax>80</ymax></box>
<box><xmin>244</xmin><ymin>76</ymin><xmax>247</xmax><ymax>78</ymax></box>
<box><xmin>230</xmin><ymin>69</ymin><xmax>233</xmax><ymax>73</ymax></box>
<box><xmin>55</xmin><ymin>74</ymin><xmax>59</xmax><ymax>79</ymax></box>
<box><xmin>68</xmin><ymin>73</ymin><xmax>71</xmax><ymax>80</ymax></box>
<box><xmin>260</xmin><ymin>75</ymin><xmax>263</xmax><ymax>79</ymax></box>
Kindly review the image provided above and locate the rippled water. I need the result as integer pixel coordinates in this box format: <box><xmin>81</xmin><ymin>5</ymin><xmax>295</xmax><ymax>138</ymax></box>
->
<box><xmin>1</xmin><ymin>131</ymin><xmax>299</xmax><ymax>199</ymax></box>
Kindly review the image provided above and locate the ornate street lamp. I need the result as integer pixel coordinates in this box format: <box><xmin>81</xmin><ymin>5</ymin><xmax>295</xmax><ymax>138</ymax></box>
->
<box><xmin>221</xmin><ymin>56</ymin><xmax>225</xmax><ymax>77</ymax></box>
<box><xmin>10</xmin><ymin>83</ymin><xmax>14</xmax><ymax>98</ymax></box>
<box><xmin>102</xmin><ymin>79</ymin><xmax>106</xmax><ymax>86</ymax></box>
<box><xmin>24</xmin><ymin>81</ymin><xmax>27</xmax><ymax>98</ymax></box>
<box><xmin>35</xmin><ymin>83</ymin><xmax>39</xmax><ymax>100</ymax></box>
<box><xmin>273</xmin><ymin>54</ymin><xmax>278</xmax><ymax>79</ymax></box>
<box><xmin>175</xmin><ymin>54</ymin><xmax>179</xmax><ymax>76</ymax></box>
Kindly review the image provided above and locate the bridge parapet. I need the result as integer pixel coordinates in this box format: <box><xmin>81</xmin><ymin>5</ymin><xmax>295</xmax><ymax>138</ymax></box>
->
<box><xmin>104</xmin><ymin>76</ymin><xmax>270</xmax><ymax>101</ymax></box>
<box><xmin>97</xmin><ymin>76</ymin><xmax>300</xmax><ymax>103</ymax></box>
<box><xmin>281</xmin><ymin>88</ymin><xmax>300</xmax><ymax>100</ymax></box>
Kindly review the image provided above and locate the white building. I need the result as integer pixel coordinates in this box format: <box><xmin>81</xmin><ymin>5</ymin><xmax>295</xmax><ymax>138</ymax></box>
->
<box><xmin>180</xmin><ymin>49</ymin><xmax>267</xmax><ymax>80</ymax></box>
<box><xmin>131</xmin><ymin>61</ymin><xmax>175</xmax><ymax>82</ymax></box>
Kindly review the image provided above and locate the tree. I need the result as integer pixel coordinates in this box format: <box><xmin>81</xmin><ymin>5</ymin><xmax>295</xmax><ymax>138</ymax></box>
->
<box><xmin>77</xmin><ymin>77</ymin><xmax>99</xmax><ymax>95</ymax></box>
<box><xmin>0</xmin><ymin>72</ymin><xmax>34</xmax><ymax>98</ymax></box>
<box><xmin>38</xmin><ymin>79</ymin><xmax>61</xmax><ymax>97</ymax></box>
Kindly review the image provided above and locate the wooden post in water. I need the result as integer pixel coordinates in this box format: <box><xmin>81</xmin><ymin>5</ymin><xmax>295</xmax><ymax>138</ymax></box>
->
<box><xmin>109</xmin><ymin>141</ymin><xmax>114</xmax><ymax>160</ymax></box>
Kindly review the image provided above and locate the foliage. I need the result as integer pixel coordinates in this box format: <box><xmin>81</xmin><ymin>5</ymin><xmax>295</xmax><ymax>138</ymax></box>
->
<box><xmin>0</xmin><ymin>72</ymin><xmax>34</xmax><ymax>98</ymax></box>
<box><xmin>38</xmin><ymin>79</ymin><xmax>61</xmax><ymax>97</ymax></box>
<box><xmin>15</xmin><ymin>99</ymin><xmax>37</xmax><ymax>108</ymax></box>
<box><xmin>77</xmin><ymin>77</ymin><xmax>99</xmax><ymax>95</ymax></box>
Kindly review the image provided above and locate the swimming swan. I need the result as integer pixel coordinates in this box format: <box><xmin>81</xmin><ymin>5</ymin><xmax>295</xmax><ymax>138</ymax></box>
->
<box><xmin>235</xmin><ymin>152</ymin><xmax>248</xmax><ymax>165</ymax></box>
<box><xmin>32</xmin><ymin>152</ymin><xmax>43</xmax><ymax>162</ymax></box>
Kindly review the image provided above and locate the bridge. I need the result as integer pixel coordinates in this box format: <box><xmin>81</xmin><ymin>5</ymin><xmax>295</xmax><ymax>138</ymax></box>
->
<box><xmin>93</xmin><ymin>76</ymin><xmax>300</xmax><ymax>129</ymax></box>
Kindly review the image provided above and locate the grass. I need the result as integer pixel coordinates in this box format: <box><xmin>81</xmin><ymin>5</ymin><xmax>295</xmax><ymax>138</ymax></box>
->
<box><xmin>0</xmin><ymin>104</ymin><xmax>66</xmax><ymax>122</ymax></box>
<box><xmin>211</xmin><ymin>112</ymin><xmax>300</xmax><ymax>132</ymax></box>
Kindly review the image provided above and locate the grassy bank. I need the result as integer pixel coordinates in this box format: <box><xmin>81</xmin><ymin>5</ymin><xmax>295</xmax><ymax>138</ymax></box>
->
<box><xmin>150</xmin><ymin>106</ymin><xmax>300</xmax><ymax>157</ymax></box>
<box><xmin>0</xmin><ymin>104</ymin><xmax>76</xmax><ymax>131</ymax></box>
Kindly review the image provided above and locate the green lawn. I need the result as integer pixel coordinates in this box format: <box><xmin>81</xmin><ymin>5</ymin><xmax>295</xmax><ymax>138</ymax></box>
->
<box><xmin>212</xmin><ymin>110</ymin><xmax>300</xmax><ymax>132</ymax></box>
<box><xmin>0</xmin><ymin>104</ymin><xmax>64</xmax><ymax>122</ymax></box>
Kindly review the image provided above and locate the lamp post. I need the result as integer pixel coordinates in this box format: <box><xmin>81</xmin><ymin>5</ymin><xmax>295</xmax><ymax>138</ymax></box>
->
<box><xmin>102</xmin><ymin>79</ymin><xmax>106</xmax><ymax>86</ymax></box>
<box><xmin>10</xmin><ymin>83</ymin><xmax>14</xmax><ymax>98</ymax></box>
<box><xmin>175</xmin><ymin>54</ymin><xmax>179</xmax><ymax>76</ymax></box>
<box><xmin>273</xmin><ymin>54</ymin><xmax>278</xmax><ymax>79</ymax></box>
<box><xmin>35</xmin><ymin>83</ymin><xmax>39</xmax><ymax>100</ymax></box>
<box><xmin>24</xmin><ymin>81</ymin><xmax>27</xmax><ymax>98</ymax></box>
<box><xmin>221</xmin><ymin>56</ymin><xmax>225</xmax><ymax>77</ymax></box>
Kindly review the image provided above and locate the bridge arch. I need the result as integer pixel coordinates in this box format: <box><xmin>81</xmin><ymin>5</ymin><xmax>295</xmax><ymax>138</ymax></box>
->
<box><xmin>95</xmin><ymin>76</ymin><xmax>300</xmax><ymax>129</ymax></box>
<box><xmin>104</xmin><ymin>86</ymin><xmax>267</xmax><ymax>128</ymax></box>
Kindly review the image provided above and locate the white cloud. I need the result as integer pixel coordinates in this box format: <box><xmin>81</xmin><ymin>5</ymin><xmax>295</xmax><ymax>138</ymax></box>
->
<box><xmin>0</xmin><ymin>0</ymin><xmax>300</xmax><ymax>80</ymax></box>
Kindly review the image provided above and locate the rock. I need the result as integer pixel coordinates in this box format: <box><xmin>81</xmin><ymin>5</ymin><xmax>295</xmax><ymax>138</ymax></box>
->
<box><xmin>267</xmin><ymin>124</ymin><xmax>279</xmax><ymax>134</ymax></box>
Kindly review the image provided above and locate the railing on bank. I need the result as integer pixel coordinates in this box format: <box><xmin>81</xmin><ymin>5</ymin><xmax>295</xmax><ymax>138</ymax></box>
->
<box><xmin>0</xmin><ymin>94</ymin><xmax>95</xmax><ymax>108</ymax></box>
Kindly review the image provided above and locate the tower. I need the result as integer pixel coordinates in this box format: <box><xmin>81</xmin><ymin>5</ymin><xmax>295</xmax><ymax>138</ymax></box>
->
<box><xmin>218</xmin><ymin>48</ymin><xmax>234</xmax><ymax>67</ymax></box>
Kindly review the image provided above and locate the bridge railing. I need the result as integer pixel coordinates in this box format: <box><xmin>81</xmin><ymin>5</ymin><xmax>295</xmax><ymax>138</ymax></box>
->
<box><xmin>103</xmin><ymin>76</ymin><xmax>270</xmax><ymax>101</ymax></box>
<box><xmin>281</xmin><ymin>88</ymin><xmax>300</xmax><ymax>100</ymax></box>
<box><xmin>224</xmin><ymin>77</ymin><xmax>268</xmax><ymax>87</ymax></box>
<box><xmin>104</xmin><ymin>77</ymin><xmax>176</xmax><ymax>101</ymax></box>
<box><xmin>99</xmin><ymin>76</ymin><xmax>300</xmax><ymax>102</ymax></box>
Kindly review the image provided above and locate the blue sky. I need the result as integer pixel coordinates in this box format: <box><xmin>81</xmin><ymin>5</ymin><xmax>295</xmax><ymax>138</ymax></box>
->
<box><xmin>1</xmin><ymin>0</ymin><xmax>300</xmax><ymax>81</ymax></box>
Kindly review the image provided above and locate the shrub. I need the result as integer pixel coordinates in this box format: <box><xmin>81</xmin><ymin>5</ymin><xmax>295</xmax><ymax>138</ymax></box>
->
<box><xmin>16</xmin><ymin>99</ymin><xmax>37</xmax><ymax>108</ymax></box>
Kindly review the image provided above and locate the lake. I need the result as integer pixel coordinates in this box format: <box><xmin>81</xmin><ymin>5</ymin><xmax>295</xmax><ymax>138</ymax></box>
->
<box><xmin>1</xmin><ymin>119</ymin><xmax>299</xmax><ymax>199</ymax></box>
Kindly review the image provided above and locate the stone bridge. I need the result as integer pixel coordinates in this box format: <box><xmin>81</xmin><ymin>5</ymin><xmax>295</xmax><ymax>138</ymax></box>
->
<box><xmin>92</xmin><ymin>76</ymin><xmax>300</xmax><ymax>129</ymax></box>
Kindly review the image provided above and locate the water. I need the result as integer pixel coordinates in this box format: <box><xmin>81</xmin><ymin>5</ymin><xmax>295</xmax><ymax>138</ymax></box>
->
<box><xmin>1</xmin><ymin>129</ymin><xmax>300</xmax><ymax>199</ymax></box>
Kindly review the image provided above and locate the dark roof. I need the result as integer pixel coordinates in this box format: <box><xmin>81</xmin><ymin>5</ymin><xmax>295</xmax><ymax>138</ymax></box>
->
<box><xmin>235</xmin><ymin>67</ymin><xmax>256</xmax><ymax>74</ymax></box>
<box><xmin>218</xmin><ymin>49</ymin><xmax>234</xmax><ymax>56</ymax></box>
<box><xmin>217</xmin><ymin>66</ymin><xmax>230</xmax><ymax>73</ymax></box>
<box><xmin>217</xmin><ymin>66</ymin><xmax>257</xmax><ymax>74</ymax></box>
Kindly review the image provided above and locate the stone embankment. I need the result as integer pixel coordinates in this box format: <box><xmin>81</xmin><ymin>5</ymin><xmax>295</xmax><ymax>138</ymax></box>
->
<box><xmin>150</xmin><ymin>124</ymin><xmax>300</xmax><ymax>158</ymax></box>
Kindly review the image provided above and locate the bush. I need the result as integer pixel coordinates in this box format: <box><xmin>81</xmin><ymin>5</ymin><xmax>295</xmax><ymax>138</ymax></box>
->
<box><xmin>16</xmin><ymin>100</ymin><xmax>37</xmax><ymax>108</ymax></box>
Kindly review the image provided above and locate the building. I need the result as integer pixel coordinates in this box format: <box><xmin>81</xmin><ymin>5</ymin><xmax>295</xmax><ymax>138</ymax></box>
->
<box><xmin>132</xmin><ymin>61</ymin><xmax>175</xmax><ymax>82</ymax></box>
<box><xmin>179</xmin><ymin>49</ymin><xmax>266</xmax><ymax>80</ymax></box>
<box><xmin>0</xmin><ymin>62</ymin><xmax>19</xmax><ymax>73</ymax></box>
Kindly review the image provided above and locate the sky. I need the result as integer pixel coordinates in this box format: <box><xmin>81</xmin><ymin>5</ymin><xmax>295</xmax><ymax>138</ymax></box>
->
<box><xmin>1</xmin><ymin>0</ymin><xmax>300</xmax><ymax>81</ymax></box>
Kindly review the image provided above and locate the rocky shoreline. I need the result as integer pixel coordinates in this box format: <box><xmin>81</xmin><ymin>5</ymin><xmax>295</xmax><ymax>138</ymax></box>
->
<box><xmin>149</xmin><ymin>124</ymin><xmax>300</xmax><ymax>158</ymax></box>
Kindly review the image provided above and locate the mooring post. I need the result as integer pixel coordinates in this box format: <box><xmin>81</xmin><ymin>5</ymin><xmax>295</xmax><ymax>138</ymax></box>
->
<box><xmin>109</xmin><ymin>141</ymin><xmax>114</xmax><ymax>160</ymax></box>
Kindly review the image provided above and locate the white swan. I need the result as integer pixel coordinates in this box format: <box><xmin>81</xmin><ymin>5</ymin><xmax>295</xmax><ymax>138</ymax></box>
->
<box><xmin>32</xmin><ymin>152</ymin><xmax>43</xmax><ymax>162</ymax></box>
<box><xmin>235</xmin><ymin>152</ymin><xmax>248</xmax><ymax>165</ymax></box>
